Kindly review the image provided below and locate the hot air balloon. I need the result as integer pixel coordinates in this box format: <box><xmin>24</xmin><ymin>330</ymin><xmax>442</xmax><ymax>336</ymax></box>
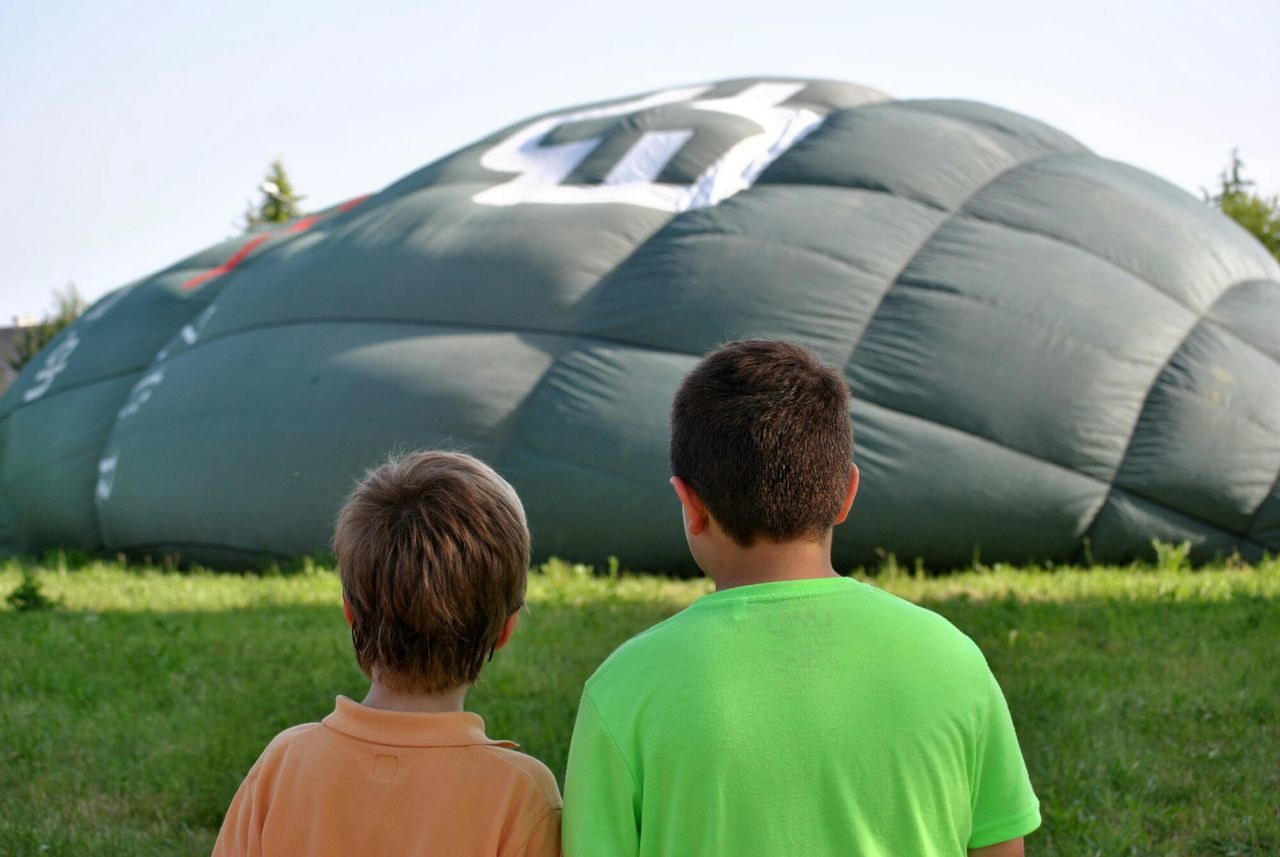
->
<box><xmin>2</xmin><ymin>77</ymin><xmax>1276</xmax><ymax>569</ymax></box>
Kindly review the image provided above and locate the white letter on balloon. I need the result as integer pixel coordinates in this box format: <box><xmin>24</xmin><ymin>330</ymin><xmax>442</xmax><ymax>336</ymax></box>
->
<box><xmin>473</xmin><ymin>82</ymin><xmax>825</xmax><ymax>212</ymax></box>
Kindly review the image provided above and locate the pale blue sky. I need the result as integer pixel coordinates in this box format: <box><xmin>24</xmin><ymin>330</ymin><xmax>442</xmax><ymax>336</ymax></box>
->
<box><xmin>1</xmin><ymin>0</ymin><xmax>1276</xmax><ymax>320</ymax></box>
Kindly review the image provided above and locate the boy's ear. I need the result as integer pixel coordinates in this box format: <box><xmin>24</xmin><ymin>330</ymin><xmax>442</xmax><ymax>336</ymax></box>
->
<box><xmin>670</xmin><ymin>476</ymin><xmax>710</xmax><ymax>536</ymax></box>
<box><xmin>342</xmin><ymin>596</ymin><xmax>355</xmax><ymax>628</ymax></box>
<box><xmin>833</xmin><ymin>464</ymin><xmax>860</xmax><ymax>526</ymax></box>
<box><xmin>493</xmin><ymin>611</ymin><xmax>520</xmax><ymax>652</ymax></box>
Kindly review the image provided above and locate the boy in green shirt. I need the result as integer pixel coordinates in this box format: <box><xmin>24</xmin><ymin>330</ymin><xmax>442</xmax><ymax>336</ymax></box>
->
<box><xmin>563</xmin><ymin>340</ymin><xmax>1040</xmax><ymax>856</ymax></box>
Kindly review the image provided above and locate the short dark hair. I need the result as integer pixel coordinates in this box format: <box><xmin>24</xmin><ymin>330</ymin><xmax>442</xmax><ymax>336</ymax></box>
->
<box><xmin>670</xmin><ymin>340</ymin><xmax>853</xmax><ymax>546</ymax></box>
<box><xmin>333</xmin><ymin>451</ymin><xmax>530</xmax><ymax>692</ymax></box>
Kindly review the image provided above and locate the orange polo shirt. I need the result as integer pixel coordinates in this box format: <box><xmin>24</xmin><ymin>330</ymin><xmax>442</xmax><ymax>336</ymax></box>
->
<box><xmin>212</xmin><ymin>696</ymin><xmax>562</xmax><ymax>856</ymax></box>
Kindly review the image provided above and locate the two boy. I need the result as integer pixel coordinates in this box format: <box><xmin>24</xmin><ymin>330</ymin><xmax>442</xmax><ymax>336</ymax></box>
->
<box><xmin>215</xmin><ymin>340</ymin><xmax>1038</xmax><ymax>856</ymax></box>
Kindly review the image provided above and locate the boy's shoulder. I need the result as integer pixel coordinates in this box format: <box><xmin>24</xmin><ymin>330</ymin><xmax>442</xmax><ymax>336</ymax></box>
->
<box><xmin>257</xmin><ymin>720</ymin><xmax>326</xmax><ymax>758</ymax></box>
<box><xmin>265</xmin><ymin>720</ymin><xmax>324</xmax><ymax>748</ymax></box>
<box><xmin>583</xmin><ymin>603</ymin><xmax>697</xmax><ymax>692</ymax></box>
<box><xmin>859</xmin><ymin>579</ymin><xmax>989</xmax><ymax>656</ymax></box>
<box><xmin>230</xmin><ymin>720</ymin><xmax>326</xmax><ymax>795</ymax></box>
<box><xmin>472</xmin><ymin>743</ymin><xmax>563</xmax><ymax>808</ymax></box>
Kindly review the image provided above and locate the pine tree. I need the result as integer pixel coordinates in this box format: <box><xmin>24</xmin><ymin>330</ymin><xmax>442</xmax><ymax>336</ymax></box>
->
<box><xmin>242</xmin><ymin>160</ymin><xmax>305</xmax><ymax>231</ymax></box>
<box><xmin>1208</xmin><ymin>150</ymin><xmax>1280</xmax><ymax>263</ymax></box>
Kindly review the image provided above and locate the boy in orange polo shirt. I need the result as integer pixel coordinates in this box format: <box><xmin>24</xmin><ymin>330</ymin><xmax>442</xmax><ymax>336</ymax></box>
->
<box><xmin>213</xmin><ymin>451</ymin><xmax>561</xmax><ymax>857</ymax></box>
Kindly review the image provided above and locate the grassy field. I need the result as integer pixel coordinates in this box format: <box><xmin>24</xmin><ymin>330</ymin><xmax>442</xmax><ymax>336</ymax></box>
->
<box><xmin>1</xmin><ymin>555</ymin><xmax>1278</xmax><ymax>856</ymax></box>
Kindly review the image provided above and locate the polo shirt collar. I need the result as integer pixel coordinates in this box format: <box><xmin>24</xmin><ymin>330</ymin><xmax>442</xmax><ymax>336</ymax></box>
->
<box><xmin>322</xmin><ymin>695</ymin><xmax>518</xmax><ymax>749</ymax></box>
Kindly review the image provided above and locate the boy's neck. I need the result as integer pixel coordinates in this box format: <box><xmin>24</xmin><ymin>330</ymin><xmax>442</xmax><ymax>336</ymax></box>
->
<box><xmin>361</xmin><ymin>677</ymin><xmax>468</xmax><ymax>714</ymax></box>
<box><xmin>705</xmin><ymin>533</ymin><xmax>840</xmax><ymax>592</ymax></box>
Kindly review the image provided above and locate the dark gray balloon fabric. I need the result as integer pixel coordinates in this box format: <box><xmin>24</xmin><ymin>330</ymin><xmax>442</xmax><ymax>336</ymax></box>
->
<box><xmin>2</xmin><ymin>77</ymin><xmax>1278</xmax><ymax>569</ymax></box>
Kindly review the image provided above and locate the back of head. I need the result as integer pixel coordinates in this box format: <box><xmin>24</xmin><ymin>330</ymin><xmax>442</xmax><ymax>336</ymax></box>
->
<box><xmin>333</xmin><ymin>450</ymin><xmax>530</xmax><ymax>693</ymax></box>
<box><xmin>669</xmin><ymin>340</ymin><xmax>853</xmax><ymax>546</ymax></box>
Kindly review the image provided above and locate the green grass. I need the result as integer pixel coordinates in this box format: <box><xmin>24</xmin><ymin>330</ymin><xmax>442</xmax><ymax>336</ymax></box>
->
<box><xmin>1</xmin><ymin>556</ymin><xmax>1277</xmax><ymax>856</ymax></box>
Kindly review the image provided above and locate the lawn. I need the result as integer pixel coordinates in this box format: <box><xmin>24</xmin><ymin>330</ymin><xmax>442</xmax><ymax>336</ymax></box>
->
<box><xmin>1</xmin><ymin>556</ymin><xmax>1278</xmax><ymax>856</ymax></box>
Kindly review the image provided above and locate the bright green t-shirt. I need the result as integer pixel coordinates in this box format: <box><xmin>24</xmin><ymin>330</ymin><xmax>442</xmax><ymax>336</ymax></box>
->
<box><xmin>563</xmin><ymin>576</ymin><xmax>1039</xmax><ymax>856</ymax></box>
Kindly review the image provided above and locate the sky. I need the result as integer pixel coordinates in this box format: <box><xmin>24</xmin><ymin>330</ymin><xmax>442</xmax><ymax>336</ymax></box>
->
<box><xmin>1</xmin><ymin>0</ymin><xmax>1276</xmax><ymax>321</ymax></box>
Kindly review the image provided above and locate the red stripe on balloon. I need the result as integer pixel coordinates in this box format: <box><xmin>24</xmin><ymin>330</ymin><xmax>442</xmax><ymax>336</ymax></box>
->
<box><xmin>181</xmin><ymin>234</ymin><xmax>274</xmax><ymax>290</ymax></box>
<box><xmin>181</xmin><ymin>194</ymin><xmax>368</xmax><ymax>290</ymax></box>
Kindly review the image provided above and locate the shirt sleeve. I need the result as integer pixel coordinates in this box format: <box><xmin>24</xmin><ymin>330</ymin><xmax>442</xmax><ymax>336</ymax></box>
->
<box><xmin>563</xmin><ymin>690</ymin><xmax>641</xmax><ymax>857</ymax></box>
<box><xmin>968</xmin><ymin>668</ymin><xmax>1041</xmax><ymax>850</ymax></box>
<box><xmin>210</xmin><ymin>762</ymin><xmax>266</xmax><ymax>857</ymax></box>
<box><xmin>507</xmin><ymin>807</ymin><xmax>563</xmax><ymax>857</ymax></box>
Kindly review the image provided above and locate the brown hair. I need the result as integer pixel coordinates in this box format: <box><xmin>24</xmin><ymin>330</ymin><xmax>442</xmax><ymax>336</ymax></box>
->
<box><xmin>670</xmin><ymin>340</ymin><xmax>853</xmax><ymax>547</ymax></box>
<box><xmin>333</xmin><ymin>450</ymin><xmax>530</xmax><ymax>692</ymax></box>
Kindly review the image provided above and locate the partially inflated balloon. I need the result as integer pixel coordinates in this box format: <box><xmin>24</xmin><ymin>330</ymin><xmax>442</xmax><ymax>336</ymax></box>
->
<box><xmin>2</xmin><ymin>78</ymin><xmax>1277</xmax><ymax>569</ymax></box>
